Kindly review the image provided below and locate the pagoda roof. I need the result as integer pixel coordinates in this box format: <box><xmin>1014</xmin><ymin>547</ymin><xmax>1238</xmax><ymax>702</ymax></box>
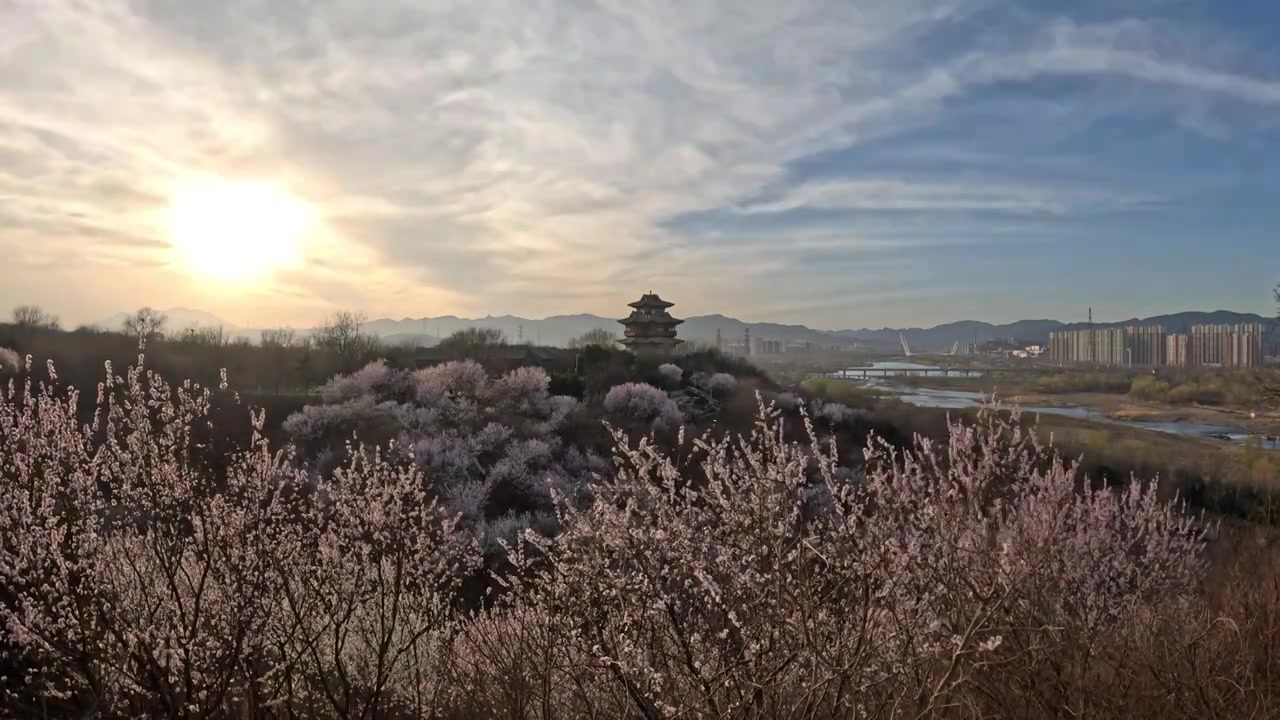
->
<box><xmin>627</xmin><ymin>293</ymin><xmax>675</xmax><ymax>309</ymax></box>
<box><xmin>620</xmin><ymin>312</ymin><xmax>683</xmax><ymax>326</ymax></box>
<box><xmin>618</xmin><ymin>336</ymin><xmax>684</xmax><ymax>346</ymax></box>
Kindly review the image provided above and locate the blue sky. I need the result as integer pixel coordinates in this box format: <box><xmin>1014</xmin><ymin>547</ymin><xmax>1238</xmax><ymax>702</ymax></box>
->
<box><xmin>1</xmin><ymin>0</ymin><xmax>1278</xmax><ymax>329</ymax></box>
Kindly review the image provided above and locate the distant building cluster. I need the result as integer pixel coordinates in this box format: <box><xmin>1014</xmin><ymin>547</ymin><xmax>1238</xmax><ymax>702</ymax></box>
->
<box><xmin>721</xmin><ymin>336</ymin><xmax>834</xmax><ymax>356</ymax></box>
<box><xmin>1049</xmin><ymin>323</ymin><xmax>1266</xmax><ymax>368</ymax></box>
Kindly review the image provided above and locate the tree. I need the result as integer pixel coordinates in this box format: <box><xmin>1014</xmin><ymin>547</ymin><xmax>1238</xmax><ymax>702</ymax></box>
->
<box><xmin>0</xmin><ymin>347</ymin><xmax>18</xmax><ymax>373</ymax></box>
<box><xmin>1259</xmin><ymin>285</ymin><xmax>1280</xmax><ymax>405</ymax></box>
<box><xmin>0</xmin><ymin>357</ymin><xmax>478</xmax><ymax>715</ymax></box>
<box><xmin>436</xmin><ymin>327</ymin><xmax>508</xmax><ymax>362</ymax></box>
<box><xmin>602</xmin><ymin>382</ymin><xmax>683</xmax><ymax>429</ymax></box>
<box><xmin>11</xmin><ymin>305</ymin><xmax>60</xmax><ymax>330</ymax></box>
<box><xmin>122</xmin><ymin>307</ymin><xmax>167</xmax><ymax>342</ymax></box>
<box><xmin>0</xmin><ymin>356</ymin><xmax>1268</xmax><ymax>717</ymax></box>
<box><xmin>568</xmin><ymin>328</ymin><xmax>617</xmax><ymax>349</ymax></box>
<box><xmin>173</xmin><ymin>325</ymin><xmax>230</xmax><ymax>346</ymax></box>
<box><xmin>260</xmin><ymin>327</ymin><xmax>297</xmax><ymax>348</ymax></box>
<box><xmin>283</xmin><ymin>359</ymin><xmax>589</xmax><ymax>558</ymax></box>
<box><xmin>256</xmin><ymin>328</ymin><xmax>299</xmax><ymax>396</ymax></box>
<box><xmin>313</xmin><ymin>310</ymin><xmax>378</xmax><ymax>373</ymax></box>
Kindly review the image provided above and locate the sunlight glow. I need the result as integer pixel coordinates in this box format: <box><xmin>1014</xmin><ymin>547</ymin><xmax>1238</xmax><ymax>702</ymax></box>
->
<box><xmin>167</xmin><ymin>177</ymin><xmax>313</xmax><ymax>282</ymax></box>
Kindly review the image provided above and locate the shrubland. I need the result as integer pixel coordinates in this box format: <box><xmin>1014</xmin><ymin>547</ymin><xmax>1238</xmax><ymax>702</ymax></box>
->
<box><xmin>1</xmin><ymin>348</ymin><xmax>1279</xmax><ymax>718</ymax></box>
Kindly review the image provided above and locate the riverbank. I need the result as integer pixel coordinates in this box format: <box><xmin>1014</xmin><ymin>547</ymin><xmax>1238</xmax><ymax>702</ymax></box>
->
<box><xmin>877</xmin><ymin>372</ymin><xmax>1280</xmax><ymax>438</ymax></box>
<box><xmin>997</xmin><ymin>390</ymin><xmax>1280</xmax><ymax>437</ymax></box>
<box><xmin>803</xmin><ymin>374</ymin><xmax>1280</xmax><ymax>524</ymax></box>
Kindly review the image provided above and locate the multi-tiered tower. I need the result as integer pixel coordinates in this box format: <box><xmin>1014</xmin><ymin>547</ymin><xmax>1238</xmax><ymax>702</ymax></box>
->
<box><xmin>618</xmin><ymin>293</ymin><xmax>684</xmax><ymax>355</ymax></box>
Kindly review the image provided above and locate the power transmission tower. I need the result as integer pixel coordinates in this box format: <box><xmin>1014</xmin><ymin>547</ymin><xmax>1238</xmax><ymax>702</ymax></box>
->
<box><xmin>1088</xmin><ymin>307</ymin><xmax>1095</xmax><ymax>365</ymax></box>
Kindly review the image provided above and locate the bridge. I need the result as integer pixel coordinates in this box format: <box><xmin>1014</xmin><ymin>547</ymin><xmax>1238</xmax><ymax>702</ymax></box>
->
<box><xmin>898</xmin><ymin>336</ymin><xmax>962</xmax><ymax>358</ymax></box>
<box><xmin>830</xmin><ymin>366</ymin><xmax>1047</xmax><ymax>379</ymax></box>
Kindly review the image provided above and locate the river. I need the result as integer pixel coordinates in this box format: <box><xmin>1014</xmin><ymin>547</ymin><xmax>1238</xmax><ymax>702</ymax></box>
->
<box><xmin>841</xmin><ymin>362</ymin><xmax>1253</xmax><ymax>444</ymax></box>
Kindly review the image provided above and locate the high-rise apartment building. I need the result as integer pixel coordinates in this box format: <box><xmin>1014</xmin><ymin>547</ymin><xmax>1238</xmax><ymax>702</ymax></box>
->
<box><xmin>1049</xmin><ymin>325</ymin><xmax>1167</xmax><ymax>366</ymax></box>
<box><xmin>1051</xmin><ymin>323</ymin><xmax>1265</xmax><ymax>368</ymax></box>
<box><xmin>1050</xmin><ymin>329</ymin><xmax>1087</xmax><ymax>364</ymax></box>
<box><xmin>1190</xmin><ymin>323</ymin><xmax>1265</xmax><ymax>368</ymax></box>
<box><xmin>1166</xmin><ymin>334</ymin><xmax>1189</xmax><ymax>368</ymax></box>
<box><xmin>1094</xmin><ymin>327</ymin><xmax>1125</xmax><ymax>366</ymax></box>
<box><xmin>756</xmin><ymin>338</ymin><xmax>783</xmax><ymax>354</ymax></box>
<box><xmin>1127</xmin><ymin>325</ymin><xmax>1166</xmax><ymax>366</ymax></box>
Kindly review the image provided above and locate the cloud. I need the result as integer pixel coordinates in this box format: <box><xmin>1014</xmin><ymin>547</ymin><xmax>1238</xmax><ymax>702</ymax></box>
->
<box><xmin>732</xmin><ymin>178</ymin><xmax>1157</xmax><ymax>215</ymax></box>
<box><xmin>0</xmin><ymin>2</ymin><xmax>1278</xmax><ymax>326</ymax></box>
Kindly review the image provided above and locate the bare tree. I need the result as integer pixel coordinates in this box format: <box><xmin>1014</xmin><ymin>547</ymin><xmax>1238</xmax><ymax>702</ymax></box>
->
<box><xmin>436</xmin><ymin>327</ymin><xmax>508</xmax><ymax>362</ymax></box>
<box><xmin>260</xmin><ymin>328</ymin><xmax>298</xmax><ymax>397</ymax></box>
<box><xmin>11</xmin><ymin>305</ymin><xmax>60</xmax><ymax>330</ymax></box>
<box><xmin>1257</xmin><ymin>284</ymin><xmax>1280</xmax><ymax>405</ymax></box>
<box><xmin>568</xmin><ymin>328</ymin><xmax>617</xmax><ymax>349</ymax></box>
<box><xmin>123</xmin><ymin>307</ymin><xmax>167</xmax><ymax>342</ymax></box>
<box><xmin>313</xmin><ymin>310</ymin><xmax>379</xmax><ymax>372</ymax></box>
<box><xmin>260</xmin><ymin>327</ymin><xmax>297</xmax><ymax>348</ymax></box>
<box><xmin>174</xmin><ymin>325</ymin><xmax>230</xmax><ymax>346</ymax></box>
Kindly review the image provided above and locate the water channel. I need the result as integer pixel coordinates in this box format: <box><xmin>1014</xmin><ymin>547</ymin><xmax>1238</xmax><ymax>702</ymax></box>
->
<box><xmin>840</xmin><ymin>362</ymin><xmax>1253</xmax><ymax>444</ymax></box>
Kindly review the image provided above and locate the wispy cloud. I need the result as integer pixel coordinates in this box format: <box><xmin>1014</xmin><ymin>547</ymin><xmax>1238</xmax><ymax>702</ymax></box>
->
<box><xmin>1</xmin><ymin>1</ymin><xmax>1278</xmax><ymax>326</ymax></box>
<box><xmin>732</xmin><ymin>178</ymin><xmax>1161</xmax><ymax>215</ymax></box>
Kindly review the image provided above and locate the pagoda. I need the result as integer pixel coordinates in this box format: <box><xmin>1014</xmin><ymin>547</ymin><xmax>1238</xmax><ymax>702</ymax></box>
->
<box><xmin>618</xmin><ymin>292</ymin><xmax>684</xmax><ymax>355</ymax></box>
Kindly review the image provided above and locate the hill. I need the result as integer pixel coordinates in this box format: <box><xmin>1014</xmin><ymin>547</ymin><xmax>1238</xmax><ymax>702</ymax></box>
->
<box><xmin>93</xmin><ymin>308</ymin><xmax>1275</xmax><ymax>352</ymax></box>
<box><xmin>834</xmin><ymin>311</ymin><xmax>1276</xmax><ymax>352</ymax></box>
<box><xmin>94</xmin><ymin>307</ymin><xmax>242</xmax><ymax>334</ymax></box>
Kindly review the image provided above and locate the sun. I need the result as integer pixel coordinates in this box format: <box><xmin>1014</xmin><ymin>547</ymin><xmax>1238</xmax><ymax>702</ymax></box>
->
<box><xmin>167</xmin><ymin>176</ymin><xmax>313</xmax><ymax>282</ymax></box>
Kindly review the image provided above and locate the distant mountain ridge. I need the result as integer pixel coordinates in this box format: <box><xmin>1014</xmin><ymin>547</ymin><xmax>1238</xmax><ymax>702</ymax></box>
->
<box><xmin>94</xmin><ymin>307</ymin><xmax>237</xmax><ymax>334</ymax></box>
<box><xmin>93</xmin><ymin>308</ymin><xmax>1277</xmax><ymax>352</ymax></box>
<box><xmin>835</xmin><ymin>311</ymin><xmax>1277</xmax><ymax>352</ymax></box>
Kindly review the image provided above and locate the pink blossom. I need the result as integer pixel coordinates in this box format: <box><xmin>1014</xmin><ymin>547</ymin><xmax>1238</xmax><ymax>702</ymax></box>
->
<box><xmin>0</xmin><ymin>347</ymin><xmax>18</xmax><ymax>373</ymax></box>
<box><xmin>603</xmin><ymin>382</ymin><xmax>683</xmax><ymax>429</ymax></box>
<box><xmin>319</xmin><ymin>359</ymin><xmax>394</xmax><ymax>401</ymax></box>
<box><xmin>0</xmin><ymin>355</ymin><xmax>1233</xmax><ymax>717</ymax></box>
<box><xmin>658</xmin><ymin>363</ymin><xmax>683</xmax><ymax>385</ymax></box>
<box><xmin>705</xmin><ymin>372</ymin><xmax>737</xmax><ymax>394</ymax></box>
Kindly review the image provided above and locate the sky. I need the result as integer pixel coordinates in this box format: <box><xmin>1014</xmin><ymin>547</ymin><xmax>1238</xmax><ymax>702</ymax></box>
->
<box><xmin>2</xmin><ymin>0</ymin><xmax>1279</xmax><ymax>330</ymax></box>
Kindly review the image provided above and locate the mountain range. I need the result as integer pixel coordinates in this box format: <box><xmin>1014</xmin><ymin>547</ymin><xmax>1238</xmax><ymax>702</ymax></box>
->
<box><xmin>92</xmin><ymin>308</ymin><xmax>1277</xmax><ymax>353</ymax></box>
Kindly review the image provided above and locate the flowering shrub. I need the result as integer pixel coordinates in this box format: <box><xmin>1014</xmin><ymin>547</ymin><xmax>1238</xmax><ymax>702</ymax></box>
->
<box><xmin>0</xmin><ymin>347</ymin><xmax>19</xmax><ymax>373</ymax></box>
<box><xmin>502</xmin><ymin>403</ymin><xmax>1208</xmax><ymax>717</ymax></box>
<box><xmin>771</xmin><ymin>391</ymin><xmax>800</xmax><ymax>411</ymax></box>
<box><xmin>813</xmin><ymin>398</ymin><xmax>863</xmax><ymax>425</ymax></box>
<box><xmin>0</xmin><ymin>357</ymin><xmax>477</xmax><ymax>717</ymax></box>
<box><xmin>657</xmin><ymin>362</ymin><xmax>683</xmax><ymax>385</ymax></box>
<box><xmin>603</xmin><ymin>381</ymin><xmax>683</xmax><ymax>429</ymax></box>
<box><xmin>286</xmin><ymin>360</ymin><xmax>594</xmax><ymax>556</ymax></box>
<box><xmin>318</xmin><ymin>358</ymin><xmax>398</xmax><ymax>401</ymax></box>
<box><xmin>705</xmin><ymin>371</ymin><xmax>737</xmax><ymax>395</ymax></box>
<box><xmin>2</xmin><ymin>360</ymin><xmax>1271</xmax><ymax>718</ymax></box>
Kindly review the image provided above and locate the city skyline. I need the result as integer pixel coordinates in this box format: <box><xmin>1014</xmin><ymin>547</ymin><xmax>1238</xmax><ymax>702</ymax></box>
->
<box><xmin>3</xmin><ymin>1</ymin><xmax>1280</xmax><ymax>328</ymax></box>
<box><xmin>1049</xmin><ymin>322</ymin><xmax>1268</xmax><ymax>368</ymax></box>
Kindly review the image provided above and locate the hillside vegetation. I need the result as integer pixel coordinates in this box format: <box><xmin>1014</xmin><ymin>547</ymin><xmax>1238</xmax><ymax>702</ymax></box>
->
<box><xmin>1</xmin><ymin>340</ymin><xmax>1279</xmax><ymax>717</ymax></box>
